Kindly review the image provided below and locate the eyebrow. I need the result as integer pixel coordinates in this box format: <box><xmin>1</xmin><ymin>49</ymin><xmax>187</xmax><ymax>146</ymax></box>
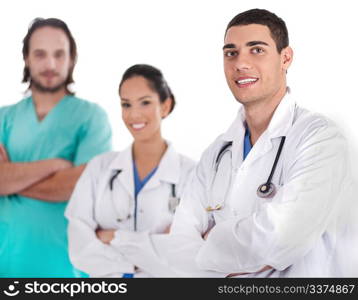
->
<box><xmin>223</xmin><ymin>40</ymin><xmax>269</xmax><ymax>50</ymax></box>
<box><xmin>222</xmin><ymin>43</ymin><xmax>236</xmax><ymax>50</ymax></box>
<box><xmin>120</xmin><ymin>95</ymin><xmax>152</xmax><ymax>102</ymax></box>
<box><xmin>246</xmin><ymin>40</ymin><xmax>269</xmax><ymax>47</ymax></box>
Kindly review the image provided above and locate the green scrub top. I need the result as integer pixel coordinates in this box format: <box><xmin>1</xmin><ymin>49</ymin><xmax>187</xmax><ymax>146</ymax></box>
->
<box><xmin>0</xmin><ymin>95</ymin><xmax>112</xmax><ymax>277</ymax></box>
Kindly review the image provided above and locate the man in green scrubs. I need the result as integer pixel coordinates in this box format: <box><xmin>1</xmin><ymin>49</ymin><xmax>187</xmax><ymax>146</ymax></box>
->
<box><xmin>0</xmin><ymin>18</ymin><xmax>112</xmax><ymax>277</ymax></box>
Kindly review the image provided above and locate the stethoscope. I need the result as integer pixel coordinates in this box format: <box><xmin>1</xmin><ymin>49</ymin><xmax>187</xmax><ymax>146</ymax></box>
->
<box><xmin>206</xmin><ymin>136</ymin><xmax>286</xmax><ymax>211</ymax></box>
<box><xmin>109</xmin><ymin>169</ymin><xmax>179</xmax><ymax>229</ymax></box>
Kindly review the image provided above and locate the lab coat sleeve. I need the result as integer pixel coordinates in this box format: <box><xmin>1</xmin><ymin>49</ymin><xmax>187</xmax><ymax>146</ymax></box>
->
<box><xmin>196</xmin><ymin>122</ymin><xmax>351</xmax><ymax>273</ymax></box>
<box><xmin>110</xmin><ymin>149</ymin><xmax>226</xmax><ymax>277</ymax></box>
<box><xmin>65</xmin><ymin>157</ymin><xmax>134</xmax><ymax>277</ymax></box>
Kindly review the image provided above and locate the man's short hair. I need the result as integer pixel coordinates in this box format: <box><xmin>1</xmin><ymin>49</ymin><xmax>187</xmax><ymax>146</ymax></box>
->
<box><xmin>226</xmin><ymin>9</ymin><xmax>289</xmax><ymax>53</ymax></box>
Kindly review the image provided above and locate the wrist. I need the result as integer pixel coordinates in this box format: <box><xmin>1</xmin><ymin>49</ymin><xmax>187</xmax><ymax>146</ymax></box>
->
<box><xmin>51</xmin><ymin>158</ymin><xmax>72</xmax><ymax>172</ymax></box>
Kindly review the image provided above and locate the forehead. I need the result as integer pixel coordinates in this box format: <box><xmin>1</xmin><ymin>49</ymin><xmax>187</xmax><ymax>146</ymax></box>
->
<box><xmin>29</xmin><ymin>26</ymin><xmax>70</xmax><ymax>51</ymax></box>
<box><xmin>224</xmin><ymin>24</ymin><xmax>274</xmax><ymax>47</ymax></box>
<box><xmin>120</xmin><ymin>76</ymin><xmax>157</xmax><ymax>98</ymax></box>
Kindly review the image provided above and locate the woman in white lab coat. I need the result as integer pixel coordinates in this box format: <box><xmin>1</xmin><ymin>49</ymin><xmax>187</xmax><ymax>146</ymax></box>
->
<box><xmin>65</xmin><ymin>64</ymin><xmax>196</xmax><ymax>277</ymax></box>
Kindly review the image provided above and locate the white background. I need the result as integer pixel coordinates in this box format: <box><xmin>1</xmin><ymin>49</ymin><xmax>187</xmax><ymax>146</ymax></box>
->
<box><xmin>0</xmin><ymin>0</ymin><xmax>357</xmax><ymax>178</ymax></box>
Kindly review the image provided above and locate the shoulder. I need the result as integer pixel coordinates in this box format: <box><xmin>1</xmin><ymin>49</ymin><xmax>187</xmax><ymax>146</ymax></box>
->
<box><xmin>284</xmin><ymin>106</ymin><xmax>347</xmax><ymax>169</ymax></box>
<box><xmin>175</xmin><ymin>153</ymin><xmax>196</xmax><ymax>181</ymax></box>
<box><xmin>0</xmin><ymin>105</ymin><xmax>11</xmax><ymax>120</ymax></box>
<box><xmin>86</xmin><ymin>151</ymin><xmax>120</xmax><ymax>173</ymax></box>
<box><xmin>290</xmin><ymin>106</ymin><xmax>345</xmax><ymax>148</ymax></box>
<box><xmin>66</xmin><ymin>95</ymin><xmax>109</xmax><ymax>118</ymax></box>
<box><xmin>178</xmin><ymin>153</ymin><xmax>196</xmax><ymax>169</ymax></box>
<box><xmin>0</xmin><ymin>98</ymin><xmax>30</xmax><ymax>124</ymax></box>
<box><xmin>198</xmin><ymin>134</ymin><xmax>228</xmax><ymax>167</ymax></box>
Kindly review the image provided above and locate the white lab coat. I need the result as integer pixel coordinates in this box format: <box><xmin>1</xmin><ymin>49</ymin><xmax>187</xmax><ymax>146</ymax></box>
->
<box><xmin>65</xmin><ymin>142</ymin><xmax>196</xmax><ymax>277</ymax></box>
<box><xmin>109</xmin><ymin>92</ymin><xmax>354</xmax><ymax>277</ymax></box>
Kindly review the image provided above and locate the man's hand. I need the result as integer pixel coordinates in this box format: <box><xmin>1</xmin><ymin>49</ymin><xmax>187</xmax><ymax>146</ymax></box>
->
<box><xmin>96</xmin><ymin>229</ymin><xmax>115</xmax><ymax>244</ymax></box>
<box><xmin>0</xmin><ymin>144</ymin><xmax>71</xmax><ymax>171</ymax></box>
<box><xmin>0</xmin><ymin>144</ymin><xmax>9</xmax><ymax>162</ymax></box>
<box><xmin>226</xmin><ymin>265</ymin><xmax>273</xmax><ymax>277</ymax></box>
<box><xmin>202</xmin><ymin>225</ymin><xmax>273</xmax><ymax>277</ymax></box>
<box><xmin>53</xmin><ymin>158</ymin><xmax>73</xmax><ymax>171</ymax></box>
<box><xmin>0</xmin><ymin>154</ymin><xmax>73</xmax><ymax>196</ymax></box>
<box><xmin>19</xmin><ymin>164</ymin><xmax>84</xmax><ymax>202</ymax></box>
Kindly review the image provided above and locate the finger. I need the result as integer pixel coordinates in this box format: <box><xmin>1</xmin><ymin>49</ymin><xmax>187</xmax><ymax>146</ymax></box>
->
<box><xmin>0</xmin><ymin>144</ymin><xmax>9</xmax><ymax>161</ymax></box>
<box><xmin>0</xmin><ymin>145</ymin><xmax>6</xmax><ymax>161</ymax></box>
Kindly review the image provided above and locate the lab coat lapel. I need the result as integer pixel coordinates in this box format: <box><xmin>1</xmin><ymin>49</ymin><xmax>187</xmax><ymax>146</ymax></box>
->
<box><xmin>109</xmin><ymin>145</ymin><xmax>134</xmax><ymax>199</ymax></box>
<box><xmin>142</xmin><ymin>142</ymin><xmax>180</xmax><ymax>191</ymax></box>
<box><xmin>241</xmin><ymin>93</ymin><xmax>296</xmax><ymax>168</ymax></box>
<box><xmin>221</xmin><ymin>108</ymin><xmax>246</xmax><ymax>170</ymax></box>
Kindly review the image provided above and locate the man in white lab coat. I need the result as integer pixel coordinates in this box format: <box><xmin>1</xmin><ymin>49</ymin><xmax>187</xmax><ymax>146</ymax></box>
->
<box><xmin>107</xmin><ymin>8</ymin><xmax>355</xmax><ymax>277</ymax></box>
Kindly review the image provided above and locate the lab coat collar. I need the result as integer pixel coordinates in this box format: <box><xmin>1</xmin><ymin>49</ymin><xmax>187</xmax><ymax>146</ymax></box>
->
<box><xmin>265</xmin><ymin>90</ymin><xmax>296</xmax><ymax>139</ymax></box>
<box><xmin>109</xmin><ymin>145</ymin><xmax>135</xmax><ymax>199</ymax></box>
<box><xmin>220</xmin><ymin>89</ymin><xmax>296</xmax><ymax>168</ymax></box>
<box><xmin>108</xmin><ymin>141</ymin><xmax>180</xmax><ymax>194</ymax></box>
<box><xmin>222</xmin><ymin>89</ymin><xmax>296</xmax><ymax>142</ymax></box>
<box><xmin>142</xmin><ymin>141</ymin><xmax>181</xmax><ymax>191</ymax></box>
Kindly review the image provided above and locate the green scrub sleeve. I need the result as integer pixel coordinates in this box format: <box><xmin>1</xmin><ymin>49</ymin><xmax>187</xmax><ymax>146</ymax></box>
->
<box><xmin>73</xmin><ymin>105</ymin><xmax>112</xmax><ymax>166</ymax></box>
<box><xmin>0</xmin><ymin>106</ymin><xmax>9</xmax><ymax>145</ymax></box>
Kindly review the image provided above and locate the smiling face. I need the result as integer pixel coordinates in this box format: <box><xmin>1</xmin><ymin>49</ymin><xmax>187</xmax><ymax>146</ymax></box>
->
<box><xmin>25</xmin><ymin>26</ymin><xmax>73</xmax><ymax>93</ymax></box>
<box><xmin>223</xmin><ymin>24</ymin><xmax>293</xmax><ymax>107</ymax></box>
<box><xmin>119</xmin><ymin>76</ymin><xmax>171</xmax><ymax>142</ymax></box>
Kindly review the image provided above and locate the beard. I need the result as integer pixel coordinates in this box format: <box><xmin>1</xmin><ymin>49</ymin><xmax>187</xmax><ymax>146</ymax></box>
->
<box><xmin>29</xmin><ymin>69</ymin><xmax>71</xmax><ymax>93</ymax></box>
<box><xmin>30</xmin><ymin>77</ymin><xmax>67</xmax><ymax>93</ymax></box>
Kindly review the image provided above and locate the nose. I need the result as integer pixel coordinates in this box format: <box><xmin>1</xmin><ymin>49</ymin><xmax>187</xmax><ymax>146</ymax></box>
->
<box><xmin>234</xmin><ymin>53</ymin><xmax>252</xmax><ymax>72</ymax></box>
<box><xmin>44</xmin><ymin>56</ymin><xmax>56</xmax><ymax>70</ymax></box>
<box><xmin>127</xmin><ymin>106</ymin><xmax>142</xmax><ymax>120</ymax></box>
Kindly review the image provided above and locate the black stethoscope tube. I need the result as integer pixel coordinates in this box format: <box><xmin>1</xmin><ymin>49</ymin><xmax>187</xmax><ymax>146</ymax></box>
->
<box><xmin>266</xmin><ymin>136</ymin><xmax>285</xmax><ymax>185</ymax></box>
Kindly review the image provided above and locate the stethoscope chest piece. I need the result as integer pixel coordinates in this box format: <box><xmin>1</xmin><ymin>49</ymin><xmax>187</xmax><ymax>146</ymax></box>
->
<box><xmin>257</xmin><ymin>182</ymin><xmax>276</xmax><ymax>198</ymax></box>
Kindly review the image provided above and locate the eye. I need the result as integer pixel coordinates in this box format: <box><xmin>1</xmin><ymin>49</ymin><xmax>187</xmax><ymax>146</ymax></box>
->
<box><xmin>251</xmin><ymin>47</ymin><xmax>264</xmax><ymax>54</ymax></box>
<box><xmin>34</xmin><ymin>51</ymin><xmax>45</xmax><ymax>58</ymax></box>
<box><xmin>141</xmin><ymin>100</ymin><xmax>151</xmax><ymax>106</ymax></box>
<box><xmin>121</xmin><ymin>102</ymin><xmax>130</xmax><ymax>108</ymax></box>
<box><xmin>55</xmin><ymin>51</ymin><xmax>64</xmax><ymax>58</ymax></box>
<box><xmin>224</xmin><ymin>50</ymin><xmax>238</xmax><ymax>57</ymax></box>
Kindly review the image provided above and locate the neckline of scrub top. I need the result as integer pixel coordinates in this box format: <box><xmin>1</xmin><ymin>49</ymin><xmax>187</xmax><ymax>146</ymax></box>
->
<box><xmin>133</xmin><ymin>160</ymin><xmax>159</xmax><ymax>198</ymax></box>
<box><xmin>29</xmin><ymin>94</ymin><xmax>70</xmax><ymax>125</ymax></box>
<box><xmin>243</xmin><ymin>125</ymin><xmax>252</xmax><ymax>160</ymax></box>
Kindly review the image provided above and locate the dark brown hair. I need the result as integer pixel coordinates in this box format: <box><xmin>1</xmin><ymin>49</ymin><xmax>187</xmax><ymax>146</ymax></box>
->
<box><xmin>22</xmin><ymin>18</ymin><xmax>77</xmax><ymax>94</ymax></box>
<box><xmin>226</xmin><ymin>9</ymin><xmax>289</xmax><ymax>53</ymax></box>
<box><xmin>119</xmin><ymin>64</ymin><xmax>176</xmax><ymax>115</ymax></box>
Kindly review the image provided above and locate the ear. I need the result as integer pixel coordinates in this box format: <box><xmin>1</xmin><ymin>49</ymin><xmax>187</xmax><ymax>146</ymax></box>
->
<box><xmin>24</xmin><ymin>57</ymin><xmax>29</xmax><ymax>68</ymax></box>
<box><xmin>69</xmin><ymin>57</ymin><xmax>76</xmax><ymax>70</ymax></box>
<box><xmin>281</xmin><ymin>46</ymin><xmax>293</xmax><ymax>71</ymax></box>
<box><xmin>161</xmin><ymin>97</ymin><xmax>172</xmax><ymax>119</ymax></box>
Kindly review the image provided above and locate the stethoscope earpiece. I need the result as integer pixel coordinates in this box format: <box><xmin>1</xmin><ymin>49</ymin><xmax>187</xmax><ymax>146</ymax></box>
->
<box><xmin>257</xmin><ymin>182</ymin><xmax>276</xmax><ymax>198</ymax></box>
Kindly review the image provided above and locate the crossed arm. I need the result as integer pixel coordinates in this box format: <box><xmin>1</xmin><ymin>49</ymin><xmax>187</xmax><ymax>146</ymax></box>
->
<box><xmin>0</xmin><ymin>144</ymin><xmax>85</xmax><ymax>202</ymax></box>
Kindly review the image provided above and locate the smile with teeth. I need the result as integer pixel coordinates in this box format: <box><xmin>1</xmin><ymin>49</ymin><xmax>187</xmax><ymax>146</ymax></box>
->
<box><xmin>236</xmin><ymin>78</ymin><xmax>258</xmax><ymax>87</ymax></box>
<box><xmin>131</xmin><ymin>123</ymin><xmax>146</xmax><ymax>130</ymax></box>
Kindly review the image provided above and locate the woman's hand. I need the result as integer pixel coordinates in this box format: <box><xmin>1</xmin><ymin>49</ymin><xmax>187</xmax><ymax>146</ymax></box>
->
<box><xmin>96</xmin><ymin>229</ymin><xmax>115</xmax><ymax>244</ymax></box>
